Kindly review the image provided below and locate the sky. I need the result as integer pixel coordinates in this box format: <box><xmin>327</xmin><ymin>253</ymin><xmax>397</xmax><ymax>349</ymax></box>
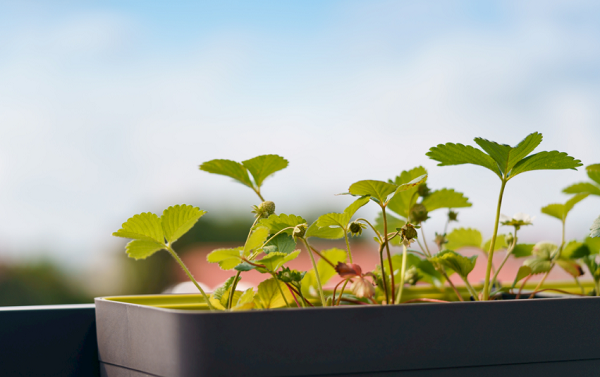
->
<box><xmin>0</xmin><ymin>0</ymin><xmax>599</xmax><ymax>269</ymax></box>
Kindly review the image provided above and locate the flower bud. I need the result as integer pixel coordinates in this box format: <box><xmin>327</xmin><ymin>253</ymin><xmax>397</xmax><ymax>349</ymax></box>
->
<box><xmin>410</xmin><ymin>204</ymin><xmax>429</xmax><ymax>224</ymax></box>
<box><xmin>505</xmin><ymin>233</ymin><xmax>515</xmax><ymax>246</ymax></box>
<box><xmin>292</xmin><ymin>223</ymin><xmax>308</xmax><ymax>240</ymax></box>
<box><xmin>349</xmin><ymin>221</ymin><xmax>366</xmax><ymax>237</ymax></box>
<box><xmin>401</xmin><ymin>223</ymin><xmax>418</xmax><ymax>246</ymax></box>
<box><xmin>434</xmin><ymin>233</ymin><xmax>448</xmax><ymax>249</ymax></box>
<box><xmin>448</xmin><ymin>210</ymin><xmax>459</xmax><ymax>222</ymax></box>
<box><xmin>251</xmin><ymin>201</ymin><xmax>276</xmax><ymax>219</ymax></box>
<box><xmin>417</xmin><ymin>183</ymin><xmax>431</xmax><ymax>198</ymax></box>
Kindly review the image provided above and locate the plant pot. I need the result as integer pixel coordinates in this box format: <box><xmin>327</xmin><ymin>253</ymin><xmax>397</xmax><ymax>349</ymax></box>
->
<box><xmin>95</xmin><ymin>294</ymin><xmax>600</xmax><ymax>377</ymax></box>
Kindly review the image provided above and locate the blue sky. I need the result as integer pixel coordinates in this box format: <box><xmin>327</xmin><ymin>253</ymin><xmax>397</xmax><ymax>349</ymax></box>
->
<box><xmin>1</xmin><ymin>1</ymin><xmax>599</xmax><ymax>270</ymax></box>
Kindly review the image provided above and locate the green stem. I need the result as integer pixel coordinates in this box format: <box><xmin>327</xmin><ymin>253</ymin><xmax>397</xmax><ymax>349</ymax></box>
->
<box><xmin>483</xmin><ymin>179</ymin><xmax>507</xmax><ymax>301</ymax></box>
<box><xmin>395</xmin><ymin>243</ymin><xmax>409</xmax><ymax>304</ymax></box>
<box><xmin>356</xmin><ymin>218</ymin><xmax>383</xmax><ymax>242</ymax></box>
<box><xmin>491</xmin><ymin>228</ymin><xmax>518</xmax><ymax>288</ymax></box>
<box><xmin>344</xmin><ymin>231</ymin><xmax>353</xmax><ymax>263</ymax></box>
<box><xmin>336</xmin><ymin>280</ymin><xmax>350</xmax><ymax>306</ymax></box>
<box><xmin>271</xmin><ymin>272</ymin><xmax>290</xmax><ymax>308</ymax></box>
<box><xmin>574</xmin><ymin>276</ymin><xmax>585</xmax><ymax>295</ymax></box>
<box><xmin>416</xmin><ymin>238</ymin><xmax>432</xmax><ymax>258</ymax></box>
<box><xmin>302</xmin><ymin>238</ymin><xmax>326</xmax><ymax>306</ymax></box>
<box><xmin>166</xmin><ymin>245</ymin><xmax>215</xmax><ymax>311</ymax></box>
<box><xmin>462</xmin><ymin>277</ymin><xmax>479</xmax><ymax>301</ymax></box>
<box><xmin>420</xmin><ymin>225</ymin><xmax>432</xmax><ymax>256</ymax></box>
<box><xmin>439</xmin><ymin>269</ymin><xmax>464</xmax><ymax>301</ymax></box>
<box><xmin>377</xmin><ymin>241</ymin><xmax>390</xmax><ymax>304</ymax></box>
<box><xmin>227</xmin><ymin>271</ymin><xmax>242</xmax><ymax>309</ymax></box>
<box><xmin>382</xmin><ymin>206</ymin><xmax>395</xmax><ymax>304</ymax></box>
<box><xmin>254</xmin><ymin>188</ymin><xmax>265</xmax><ymax>202</ymax></box>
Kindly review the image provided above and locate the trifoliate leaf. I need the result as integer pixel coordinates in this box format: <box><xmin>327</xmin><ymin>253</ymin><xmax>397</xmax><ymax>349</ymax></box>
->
<box><xmin>445</xmin><ymin>228</ymin><xmax>482</xmax><ymax>251</ymax></box>
<box><xmin>125</xmin><ymin>240</ymin><xmax>166</xmax><ymax>260</ymax></box>
<box><xmin>305</xmin><ymin>222</ymin><xmax>345</xmax><ymax>240</ymax></box>
<box><xmin>254</xmin><ymin>278</ymin><xmax>293</xmax><ymax>309</ymax></box>
<box><xmin>482</xmin><ymin>234</ymin><xmax>507</xmax><ymax>253</ymax></box>
<box><xmin>348</xmin><ymin>180</ymin><xmax>397</xmax><ymax>205</ymax></box>
<box><xmin>556</xmin><ymin>258</ymin><xmax>584</xmax><ymax>278</ymax></box>
<box><xmin>427</xmin><ymin>143</ymin><xmax>501</xmax><ymax>178</ymax></box>
<box><xmin>512</xmin><ymin>266</ymin><xmax>532</xmax><ymax>288</ymax></box>
<box><xmin>421</xmin><ymin>189</ymin><xmax>472</xmax><ymax>212</ymax></box>
<box><xmin>241</xmin><ymin>154</ymin><xmax>288</xmax><ymax>188</ymax></box>
<box><xmin>301</xmin><ymin>248</ymin><xmax>346</xmax><ymax>297</ymax></box>
<box><xmin>541</xmin><ymin>193</ymin><xmax>589</xmax><ymax>222</ymax></box>
<box><xmin>315</xmin><ymin>212</ymin><xmax>349</xmax><ymax>229</ymax></box>
<box><xmin>585</xmin><ymin>236</ymin><xmax>600</xmax><ymax>254</ymax></box>
<box><xmin>591</xmin><ymin>216</ymin><xmax>600</xmax><ymax>238</ymax></box>
<box><xmin>429</xmin><ymin>250</ymin><xmax>477</xmax><ymax>278</ymax></box>
<box><xmin>563</xmin><ymin>182</ymin><xmax>600</xmax><ymax>196</ymax></box>
<box><xmin>474</xmin><ymin>132</ymin><xmax>543</xmax><ymax>176</ymax></box>
<box><xmin>244</xmin><ymin>226</ymin><xmax>269</xmax><ymax>255</ymax></box>
<box><xmin>523</xmin><ymin>256</ymin><xmax>552</xmax><ymax>275</ymax></box>
<box><xmin>512</xmin><ymin>244</ymin><xmax>534</xmax><ymax>258</ymax></box>
<box><xmin>374</xmin><ymin>211</ymin><xmax>405</xmax><ymax>246</ymax></box>
<box><xmin>256</xmin><ymin>250</ymin><xmax>301</xmax><ymax>272</ymax></box>
<box><xmin>387</xmin><ymin>166</ymin><xmax>428</xmax><ymax>219</ymax></box>
<box><xmin>509</xmin><ymin>151</ymin><xmax>582</xmax><ymax>179</ymax></box>
<box><xmin>587</xmin><ymin>164</ymin><xmax>600</xmax><ymax>186</ymax></box>
<box><xmin>264</xmin><ymin>233</ymin><xmax>296</xmax><ymax>254</ymax></box>
<box><xmin>113</xmin><ymin>212</ymin><xmax>164</xmax><ymax>243</ymax></box>
<box><xmin>199</xmin><ymin>159</ymin><xmax>253</xmax><ymax>188</ymax></box>
<box><xmin>561</xmin><ymin>241</ymin><xmax>590</xmax><ymax>260</ymax></box>
<box><xmin>207</xmin><ymin>247</ymin><xmax>244</xmax><ymax>270</ymax></box>
<box><xmin>259</xmin><ymin>213</ymin><xmax>307</xmax><ymax>235</ymax></box>
<box><xmin>161</xmin><ymin>204</ymin><xmax>206</xmax><ymax>244</ymax></box>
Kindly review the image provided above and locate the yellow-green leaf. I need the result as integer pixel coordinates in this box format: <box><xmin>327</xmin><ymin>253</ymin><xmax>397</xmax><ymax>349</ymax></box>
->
<box><xmin>301</xmin><ymin>248</ymin><xmax>346</xmax><ymax>297</ymax></box>
<box><xmin>125</xmin><ymin>240</ymin><xmax>166</xmax><ymax>260</ymax></box>
<box><xmin>387</xmin><ymin>166</ymin><xmax>427</xmax><ymax>219</ymax></box>
<box><xmin>254</xmin><ymin>278</ymin><xmax>294</xmax><ymax>309</ymax></box>
<box><xmin>348</xmin><ymin>180</ymin><xmax>397</xmax><ymax>205</ymax></box>
<box><xmin>587</xmin><ymin>164</ymin><xmax>600</xmax><ymax>186</ymax></box>
<box><xmin>259</xmin><ymin>213</ymin><xmax>307</xmax><ymax>235</ymax></box>
<box><xmin>113</xmin><ymin>212</ymin><xmax>164</xmax><ymax>243</ymax></box>
<box><xmin>541</xmin><ymin>193</ymin><xmax>589</xmax><ymax>222</ymax></box>
<box><xmin>241</xmin><ymin>154</ymin><xmax>289</xmax><ymax>188</ymax></box>
<box><xmin>199</xmin><ymin>159</ymin><xmax>253</xmax><ymax>188</ymax></box>
<box><xmin>591</xmin><ymin>216</ymin><xmax>600</xmax><ymax>238</ymax></box>
<box><xmin>305</xmin><ymin>222</ymin><xmax>345</xmax><ymax>240</ymax></box>
<box><xmin>421</xmin><ymin>189</ymin><xmax>472</xmax><ymax>212</ymax></box>
<box><xmin>257</xmin><ymin>250</ymin><xmax>301</xmax><ymax>272</ymax></box>
<box><xmin>207</xmin><ymin>247</ymin><xmax>244</xmax><ymax>270</ymax></box>
<box><xmin>563</xmin><ymin>182</ymin><xmax>600</xmax><ymax>196</ymax></box>
<box><xmin>244</xmin><ymin>226</ymin><xmax>270</xmax><ymax>255</ymax></box>
<box><xmin>483</xmin><ymin>234</ymin><xmax>507</xmax><ymax>253</ymax></box>
<box><xmin>427</xmin><ymin>142</ymin><xmax>501</xmax><ymax>179</ymax></box>
<box><xmin>509</xmin><ymin>151</ymin><xmax>582</xmax><ymax>179</ymax></box>
<box><xmin>445</xmin><ymin>228</ymin><xmax>482</xmax><ymax>251</ymax></box>
<box><xmin>429</xmin><ymin>250</ymin><xmax>477</xmax><ymax>278</ymax></box>
<box><xmin>512</xmin><ymin>266</ymin><xmax>532</xmax><ymax>288</ymax></box>
<box><xmin>161</xmin><ymin>204</ymin><xmax>206</xmax><ymax>244</ymax></box>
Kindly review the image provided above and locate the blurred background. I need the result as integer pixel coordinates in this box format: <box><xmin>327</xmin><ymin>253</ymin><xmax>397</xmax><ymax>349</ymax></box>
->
<box><xmin>1</xmin><ymin>0</ymin><xmax>599</xmax><ymax>305</ymax></box>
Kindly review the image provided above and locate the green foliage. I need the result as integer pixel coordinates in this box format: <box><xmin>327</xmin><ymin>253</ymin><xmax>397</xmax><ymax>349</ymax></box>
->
<box><xmin>541</xmin><ymin>193</ymin><xmax>589</xmax><ymax>222</ymax></box>
<box><xmin>387</xmin><ymin>166</ymin><xmax>428</xmax><ymax>218</ymax></box>
<box><xmin>474</xmin><ymin>132</ymin><xmax>543</xmax><ymax>176</ymax></box>
<box><xmin>125</xmin><ymin>240</ymin><xmax>166</xmax><ymax>260</ymax></box>
<box><xmin>556</xmin><ymin>259</ymin><xmax>583</xmax><ymax>278</ymax></box>
<box><xmin>509</xmin><ymin>151</ymin><xmax>583</xmax><ymax>178</ymax></box>
<box><xmin>374</xmin><ymin>212</ymin><xmax>405</xmax><ymax>246</ymax></box>
<box><xmin>427</xmin><ymin>142</ymin><xmax>501</xmax><ymax>178</ymax></box>
<box><xmin>113</xmin><ymin>212</ymin><xmax>164</xmax><ymax>243</ymax></box>
<box><xmin>587</xmin><ymin>164</ymin><xmax>600</xmax><ymax>185</ymax></box>
<box><xmin>348</xmin><ymin>180</ymin><xmax>398</xmax><ymax>204</ymax></box>
<box><xmin>512</xmin><ymin>266</ymin><xmax>532</xmax><ymax>288</ymax></box>
<box><xmin>305</xmin><ymin>222</ymin><xmax>345</xmax><ymax>240</ymax></box>
<box><xmin>383</xmin><ymin>253</ymin><xmax>443</xmax><ymax>287</ymax></box>
<box><xmin>199</xmin><ymin>159</ymin><xmax>254</xmax><ymax>188</ymax></box>
<box><xmin>562</xmin><ymin>241</ymin><xmax>590</xmax><ymax>260</ymax></box>
<box><xmin>316</xmin><ymin>196</ymin><xmax>369</xmax><ymax>229</ymax></box>
<box><xmin>260</xmin><ymin>213</ymin><xmax>307</xmax><ymax>235</ymax></box>
<box><xmin>264</xmin><ymin>233</ymin><xmax>296</xmax><ymax>254</ymax></box>
<box><xmin>482</xmin><ymin>234</ymin><xmax>507</xmax><ymax>253</ymax></box>
<box><xmin>256</xmin><ymin>251</ymin><xmax>301</xmax><ymax>272</ymax></box>
<box><xmin>430</xmin><ymin>250</ymin><xmax>477</xmax><ymax>278</ymax></box>
<box><xmin>241</xmin><ymin>155</ymin><xmax>289</xmax><ymax>188</ymax></box>
<box><xmin>585</xmin><ymin>236</ymin><xmax>600</xmax><ymax>254</ymax></box>
<box><xmin>591</xmin><ymin>216</ymin><xmax>600</xmax><ymax>238</ymax></box>
<box><xmin>244</xmin><ymin>226</ymin><xmax>270</xmax><ymax>254</ymax></box>
<box><xmin>161</xmin><ymin>205</ymin><xmax>207</xmax><ymax>244</ymax></box>
<box><xmin>421</xmin><ymin>189</ymin><xmax>472</xmax><ymax>212</ymax></box>
<box><xmin>512</xmin><ymin>244</ymin><xmax>534</xmax><ymax>258</ymax></box>
<box><xmin>207</xmin><ymin>247</ymin><xmax>245</xmax><ymax>270</ymax></box>
<box><xmin>301</xmin><ymin>248</ymin><xmax>346</xmax><ymax>297</ymax></box>
<box><xmin>254</xmin><ymin>278</ymin><xmax>293</xmax><ymax>309</ymax></box>
<box><xmin>213</xmin><ymin>276</ymin><xmax>238</xmax><ymax>304</ymax></box>
<box><xmin>563</xmin><ymin>182</ymin><xmax>600</xmax><ymax>196</ymax></box>
<box><xmin>523</xmin><ymin>257</ymin><xmax>552</xmax><ymax>275</ymax></box>
<box><xmin>445</xmin><ymin>228</ymin><xmax>482</xmax><ymax>251</ymax></box>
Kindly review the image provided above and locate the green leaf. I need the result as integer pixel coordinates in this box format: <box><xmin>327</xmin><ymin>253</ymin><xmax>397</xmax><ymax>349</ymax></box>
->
<box><xmin>562</xmin><ymin>241</ymin><xmax>590</xmax><ymax>259</ymax></box>
<box><xmin>343</xmin><ymin>196</ymin><xmax>370</xmax><ymax>218</ymax></box>
<box><xmin>213</xmin><ymin>276</ymin><xmax>238</xmax><ymax>304</ymax></box>
<box><xmin>512</xmin><ymin>266</ymin><xmax>532</xmax><ymax>288</ymax></box>
<box><xmin>207</xmin><ymin>247</ymin><xmax>244</xmax><ymax>270</ymax></box>
<box><xmin>259</xmin><ymin>214</ymin><xmax>307</xmax><ymax>235</ymax></box>
<box><xmin>585</xmin><ymin>236</ymin><xmax>600</xmax><ymax>254</ymax></box>
<box><xmin>199</xmin><ymin>159</ymin><xmax>253</xmax><ymax>188</ymax></box>
<box><xmin>421</xmin><ymin>189</ymin><xmax>472</xmax><ymax>212</ymax></box>
<box><xmin>429</xmin><ymin>250</ymin><xmax>477</xmax><ymax>278</ymax></box>
<box><xmin>231</xmin><ymin>288</ymin><xmax>255</xmax><ymax>311</ymax></box>
<box><xmin>583</xmin><ymin>256</ymin><xmax>600</xmax><ymax>280</ymax></box>
<box><xmin>541</xmin><ymin>193</ymin><xmax>589</xmax><ymax>222</ymax></box>
<box><xmin>244</xmin><ymin>226</ymin><xmax>270</xmax><ymax>255</ymax></box>
<box><xmin>591</xmin><ymin>216</ymin><xmax>600</xmax><ymax>238</ymax></box>
<box><xmin>531</xmin><ymin>241</ymin><xmax>559</xmax><ymax>260</ymax></box>
<box><xmin>113</xmin><ymin>212</ymin><xmax>164</xmax><ymax>243</ymax></box>
<box><xmin>384</xmin><ymin>253</ymin><xmax>443</xmax><ymax>287</ymax></box>
<box><xmin>563</xmin><ymin>182</ymin><xmax>600</xmax><ymax>196</ymax></box>
<box><xmin>509</xmin><ymin>151</ymin><xmax>583</xmax><ymax>179</ymax></box>
<box><xmin>483</xmin><ymin>234</ymin><xmax>507</xmax><ymax>253</ymax></box>
<box><xmin>523</xmin><ymin>257</ymin><xmax>552</xmax><ymax>275</ymax></box>
<box><xmin>125</xmin><ymin>240</ymin><xmax>166</xmax><ymax>260</ymax></box>
<box><xmin>556</xmin><ymin>258</ymin><xmax>583</xmax><ymax>278</ymax></box>
<box><xmin>445</xmin><ymin>228</ymin><xmax>482</xmax><ymax>251</ymax></box>
<box><xmin>264</xmin><ymin>233</ymin><xmax>296</xmax><ymax>254</ymax></box>
<box><xmin>374</xmin><ymin>211</ymin><xmax>405</xmax><ymax>246</ymax></box>
<box><xmin>305</xmin><ymin>222</ymin><xmax>345</xmax><ymax>240</ymax></box>
<box><xmin>474</xmin><ymin>132</ymin><xmax>543</xmax><ymax>176</ymax></box>
<box><xmin>315</xmin><ymin>212</ymin><xmax>349</xmax><ymax>229</ymax></box>
<box><xmin>241</xmin><ymin>154</ymin><xmax>288</xmax><ymax>188</ymax></box>
<box><xmin>254</xmin><ymin>278</ymin><xmax>293</xmax><ymax>309</ymax></box>
<box><xmin>394</xmin><ymin>174</ymin><xmax>428</xmax><ymax>193</ymax></box>
<box><xmin>161</xmin><ymin>204</ymin><xmax>206</xmax><ymax>244</ymax></box>
<box><xmin>348</xmin><ymin>180</ymin><xmax>397</xmax><ymax>205</ymax></box>
<box><xmin>587</xmin><ymin>164</ymin><xmax>600</xmax><ymax>186</ymax></box>
<box><xmin>387</xmin><ymin>166</ymin><xmax>428</xmax><ymax>218</ymax></box>
<box><xmin>426</xmin><ymin>142</ymin><xmax>501</xmax><ymax>178</ymax></box>
<box><xmin>257</xmin><ymin>251</ymin><xmax>301</xmax><ymax>272</ymax></box>
<box><xmin>301</xmin><ymin>248</ymin><xmax>346</xmax><ymax>297</ymax></box>
<box><xmin>512</xmin><ymin>244</ymin><xmax>534</xmax><ymax>258</ymax></box>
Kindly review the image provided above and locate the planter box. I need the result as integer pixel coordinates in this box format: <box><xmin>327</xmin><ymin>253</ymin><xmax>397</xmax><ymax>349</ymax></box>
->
<box><xmin>95</xmin><ymin>294</ymin><xmax>600</xmax><ymax>377</ymax></box>
<box><xmin>0</xmin><ymin>304</ymin><xmax>99</xmax><ymax>377</ymax></box>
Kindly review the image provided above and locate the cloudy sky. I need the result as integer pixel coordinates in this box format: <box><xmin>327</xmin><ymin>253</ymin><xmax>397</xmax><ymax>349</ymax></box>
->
<box><xmin>1</xmin><ymin>0</ymin><xmax>599</xmax><ymax>268</ymax></box>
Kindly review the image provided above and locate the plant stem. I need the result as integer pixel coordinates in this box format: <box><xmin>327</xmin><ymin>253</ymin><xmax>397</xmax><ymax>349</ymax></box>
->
<box><xmin>286</xmin><ymin>285</ymin><xmax>302</xmax><ymax>308</ymax></box>
<box><xmin>574</xmin><ymin>277</ymin><xmax>585</xmax><ymax>295</ymax></box>
<box><xmin>395</xmin><ymin>243</ymin><xmax>409</xmax><ymax>304</ymax></box>
<box><xmin>270</xmin><ymin>273</ymin><xmax>290</xmax><ymax>308</ymax></box>
<box><xmin>382</xmin><ymin>206</ymin><xmax>395</xmax><ymax>304</ymax></box>
<box><xmin>439</xmin><ymin>269</ymin><xmax>464</xmax><ymax>301</ymax></box>
<box><xmin>356</xmin><ymin>218</ymin><xmax>383</xmax><ymax>242</ymax></box>
<box><xmin>344</xmin><ymin>232</ymin><xmax>353</xmax><ymax>263</ymax></box>
<box><xmin>336</xmin><ymin>280</ymin><xmax>350</xmax><ymax>306</ymax></box>
<box><xmin>419</xmin><ymin>226</ymin><xmax>432</xmax><ymax>256</ymax></box>
<box><xmin>377</xmin><ymin>241</ymin><xmax>390</xmax><ymax>304</ymax></box>
<box><xmin>516</xmin><ymin>274</ymin><xmax>532</xmax><ymax>299</ymax></box>
<box><xmin>483</xmin><ymin>179</ymin><xmax>507</xmax><ymax>301</ymax></box>
<box><xmin>416</xmin><ymin>238</ymin><xmax>432</xmax><ymax>258</ymax></box>
<box><xmin>462</xmin><ymin>277</ymin><xmax>479</xmax><ymax>301</ymax></box>
<box><xmin>227</xmin><ymin>271</ymin><xmax>242</xmax><ymax>309</ymax></box>
<box><xmin>491</xmin><ymin>228</ymin><xmax>518</xmax><ymax>288</ymax></box>
<box><xmin>309</xmin><ymin>246</ymin><xmax>336</xmax><ymax>268</ymax></box>
<box><xmin>166</xmin><ymin>245</ymin><xmax>215</xmax><ymax>311</ymax></box>
<box><xmin>530</xmin><ymin>268</ymin><xmax>552</xmax><ymax>298</ymax></box>
<box><xmin>302</xmin><ymin>238</ymin><xmax>326</xmax><ymax>306</ymax></box>
<box><xmin>254</xmin><ymin>188</ymin><xmax>265</xmax><ymax>202</ymax></box>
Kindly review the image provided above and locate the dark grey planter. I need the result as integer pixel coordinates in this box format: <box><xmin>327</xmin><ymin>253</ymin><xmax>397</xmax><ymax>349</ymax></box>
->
<box><xmin>95</xmin><ymin>295</ymin><xmax>600</xmax><ymax>377</ymax></box>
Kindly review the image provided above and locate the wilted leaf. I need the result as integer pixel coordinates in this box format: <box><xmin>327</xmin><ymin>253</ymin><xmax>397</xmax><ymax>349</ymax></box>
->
<box><xmin>445</xmin><ymin>228</ymin><xmax>482</xmax><ymax>251</ymax></box>
<box><xmin>241</xmin><ymin>154</ymin><xmax>288</xmax><ymax>188</ymax></box>
<box><xmin>556</xmin><ymin>258</ymin><xmax>584</xmax><ymax>278</ymax></box>
<box><xmin>421</xmin><ymin>188</ymin><xmax>472</xmax><ymax>212</ymax></box>
<box><xmin>161</xmin><ymin>204</ymin><xmax>206</xmax><ymax>244</ymax></box>
<box><xmin>199</xmin><ymin>159</ymin><xmax>253</xmax><ymax>188</ymax></box>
